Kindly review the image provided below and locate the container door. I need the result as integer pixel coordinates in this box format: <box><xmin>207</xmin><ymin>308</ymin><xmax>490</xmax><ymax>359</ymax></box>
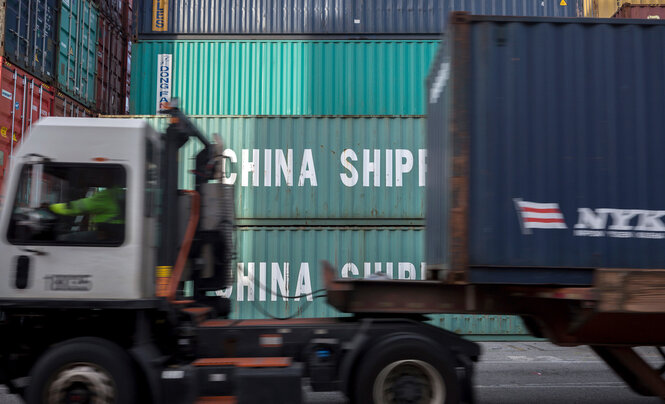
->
<box><xmin>59</xmin><ymin>0</ymin><xmax>98</xmax><ymax>106</ymax></box>
<box><xmin>0</xmin><ymin>144</ymin><xmax>7</xmax><ymax>193</ymax></box>
<box><xmin>3</xmin><ymin>0</ymin><xmax>57</xmax><ymax>82</ymax></box>
<box><xmin>4</xmin><ymin>0</ymin><xmax>31</xmax><ymax>69</ymax></box>
<box><xmin>33</xmin><ymin>0</ymin><xmax>58</xmax><ymax>82</ymax></box>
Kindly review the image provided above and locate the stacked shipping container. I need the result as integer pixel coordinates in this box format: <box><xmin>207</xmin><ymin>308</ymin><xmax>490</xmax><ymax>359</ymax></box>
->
<box><xmin>130</xmin><ymin>1</ymin><xmax>596</xmax><ymax>337</ymax></box>
<box><xmin>0</xmin><ymin>57</ymin><xmax>54</xmax><ymax>189</ymax></box>
<box><xmin>0</xmin><ymin>0</ymin><xmax>132</xmax><ymax>190</ymax></box>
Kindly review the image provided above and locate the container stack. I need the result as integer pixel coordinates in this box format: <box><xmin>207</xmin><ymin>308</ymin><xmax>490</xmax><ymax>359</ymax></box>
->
<box><xmin>129</xmin><ymin>0</ymin><xmax>587</xmax><ymax>337</ymax></box>
<box><xmin>0</xmin><ymin>0</ymin><xmax>133</xmax><ymax>187</ymax></box>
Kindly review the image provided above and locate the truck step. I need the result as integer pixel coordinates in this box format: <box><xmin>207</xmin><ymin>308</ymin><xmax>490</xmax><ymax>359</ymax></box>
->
<box><xmin>195</xmin><ymin>397</ymin><xmax>237</xmax><ymax>404</ymax></box>
<box><xmin>193</xmin><ymin>357</ymin><xmax>292</xmax><ymax>368</ymax></box>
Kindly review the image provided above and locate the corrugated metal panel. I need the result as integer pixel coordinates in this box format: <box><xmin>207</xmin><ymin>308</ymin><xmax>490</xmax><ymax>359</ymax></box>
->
<box><xmin>57</xmin><ymin>0</ymin><xmax>98</xmax><ymax>107</ymax></box>
<box><xmin>612</xmin><ymin>3</ymin><xmax>665</xmax><ymax>18</ymax></box>
<box><xmin>0</xmin><ymin>57</ymin><xmax>54</xmax><ymax>191</ymax></box>
<box><xmin>129</xmin><ymin>40</ymin><xmax>438</xmax><ymax>115</ymax></box>
<box><xmin>3</xmin><ymin>0</ymin><xmax>58</xmax><ymax>83</ymax></box>
<box><xmin>53</xmin><ymin>91</ymin><xmax>94</xmax><ymax>116</ymax></box>
<box><xmin>95</xmin><ymin>12</ymin><xmax>129</xmax><ymax>114</ymax></box>
<box><xmin>136</xmin><ymin>0</ymin><xmax>583</xmax><ymax>36</ymax></box>
<box><xmin>228</xmin><ymin>227</ymin><xmax>527</xmax><ymax>335</ymax></box>
<box><xmin>141</xmin><ymin>116</ymin><xmax>425</xmax><ymax>221</ymax></box>
<box><xmin>427</xmin><ymin>15</ymin><xmax>665</xmax><ymax>283</ymax></box>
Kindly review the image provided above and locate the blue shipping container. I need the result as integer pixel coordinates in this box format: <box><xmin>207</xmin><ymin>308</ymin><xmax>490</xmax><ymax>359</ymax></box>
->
<box><xmin>3</xmin><ymin>0</ymin><xmax>58</xmax><ymax>82</ymax></box>
<box><xmin>137</xmin><ymin>0</ymin><xmax>584</xmax><ymax>36</ymax></box>
<box><xmin>426</xmin><ymin>15</ymin><xmax>665</xmax><ymax>285</ymax></box>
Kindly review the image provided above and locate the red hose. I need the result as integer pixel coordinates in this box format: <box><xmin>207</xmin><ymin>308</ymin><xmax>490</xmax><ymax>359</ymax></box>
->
<box><xmin>167</xmin><ymin>190</ymin><xmax>200</xmax><ymax>302</ymax></box>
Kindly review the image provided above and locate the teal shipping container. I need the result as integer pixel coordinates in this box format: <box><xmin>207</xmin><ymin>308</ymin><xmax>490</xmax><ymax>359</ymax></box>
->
<box><xmin>121</xmin><ymin>115</ymin><xmax>528</xmax><ymax>337</ymax></box>
<box><xmin>228</xmin><ymin>227</ymin><xmax>528</xmax><ymax>337</ymax></box>
<box><xmin>130</xmin><ymin>40</ymin><xmax>439</xmax><ymax>115</ymax></box>
<box><xmin>142</xmin><ymin>116</ymin><xmax>425</xmax><ymax>221</ymax></box>
<box><xmin>57</xmin><ymin>0</ymin><xmax>98</xmax><ymax>107</ymax></box>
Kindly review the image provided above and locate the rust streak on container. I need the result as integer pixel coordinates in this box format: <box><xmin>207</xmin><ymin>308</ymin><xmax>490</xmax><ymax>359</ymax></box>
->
<box><xmin>449</xmin><ymin>12</ymin><xmax>472</xmax><ymax>280</ymax></box>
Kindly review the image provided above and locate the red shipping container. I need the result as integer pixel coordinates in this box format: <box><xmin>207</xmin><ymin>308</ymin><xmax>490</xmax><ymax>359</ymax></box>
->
<box><xmin>0</xmin><ymin>141</ymin><xmax>9</xmax><ymax>195</ymax></box>
<box><xmin>0</xmin><ymin>57</ymin><xmax>54</xmax><ymax>191</ymax></box>
<box><xmin>0</xmin><ymin>58</ymin><xmax>54</xmax><ymax>157</ymax></box>
<box><xmin>53</xmin><ymin>91</ymin><xmax>94</xmax><ymax>117</ymax></box>
<box><xmin>96</xmin><ymin>15</ymin><xmax>126</xmax><ymax>115</ymax></box>
<box><xmin>612</xmin><ymin>3</ymin><xmax>665</xmax><ymax>19</ymax></box>
<box><xmin>123</xmin><ymin>40</ymin><xmax>131</xmax><ymax>114</ymax></box>
<box><xmin>95</xmin><ymin>0</ymin><xmax>131</xmax><ymax>115</ymax></box>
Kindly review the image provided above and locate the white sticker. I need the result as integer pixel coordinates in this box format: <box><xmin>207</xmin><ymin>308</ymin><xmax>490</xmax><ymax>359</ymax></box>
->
<box><xmin>156</xmin><ymin>54</ymin><xmax>172</xmax><ymax>112</ymax></box>
<box><xmin>1</xmin><ymin>90</ymin><xmax>12</xmax><ymax>100</ymax></box>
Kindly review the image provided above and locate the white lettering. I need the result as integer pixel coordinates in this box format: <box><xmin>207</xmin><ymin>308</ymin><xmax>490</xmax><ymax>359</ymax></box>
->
<box><xmin>386</xmin><ymin>262</ymin><xmax>394</xmax><ymax>279</ymax></box>
<box><xmin>295</xmin><ymin>263</ymin><xmax>313</xmax><ymax>301</ymax></box>
<box><xmin>395</xmin><ymin>149</ymin><xmax>413</xmax><ymax>187</ymax></box>
<box><xmin>275</xmin><ymin>149</ymin><xmax>293</xmax><ymax>186</ymax></box>
<box><xmin>419</xmin><ymin>149</ymin><xmax>427</xmax><ymax>187</ymax></box>
<box><xmin>341</xmin><ymin>263</ymin><xmax>359</xmax><ymax>278</ymax></box>
<box><xmin>634</xmin><ymin>211</ymin><xmax>665</xmax><ymax>232</ymax></box>
<box><xmin>385</xmin><ymin>149</ymin><xmax>393</xmax><ymax>187</ymax></box>
<box><xmin>271</xmin><ymin>263</ymin><xmax>289</xmax><ymax>301</ymax></box>
<box><xmin>241</xmin><ymin>149</ymin><xmax>260</xmax><ymax>187</ymax></box>
<box><xmin>340</xmin><ymin>149</ymin><xmax>359</xmax><ymax>187</ymax></box>
<box><xmin>298</xmin><ymin>149</ymin><xmax>317</xmax><ymax>186</ymax></box>
<box><xmin>574</xmin><ymin>208</ymin><xmax>609</xmax><ymax>230</ymax></box>
<box><xmin>264</xmin><ymin>150</ymin><xmax>272</xmax><ymax>187</ymax></box>
<box><xmin>259</xmin><ymin>262</ymin><xmax>267</xmax><ymax>301</ymax></box>
<box><xmin>398</xmin><ymin>262</ymin><xmax>416</xmax><ymax>280</ymax></box>
<box><xmin>221</xmin><ymin>149</ymin><xmax>237</xmax><ymax>185</ymax></box>
<box><xmin>606</xmin><ymin>209</ymin><xmax>641</xmax><ymax>231</ymax></box>
<box><xmin>363</xmin><ymin>149</ymin><xmax>381</xmax><ymax>187</ymax></box>
<box><xmin>236</xmin><ymin>263</ymin><xmax>254</xmax><ymax>302</ymax></box>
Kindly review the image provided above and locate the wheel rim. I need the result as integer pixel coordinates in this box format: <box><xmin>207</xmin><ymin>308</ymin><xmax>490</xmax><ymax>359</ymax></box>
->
<box><xmin>373</xmin><ymin>359</ymin><xmax>446</xmax><ymax>404</ymax></box>
<box><xmin>46</xmin><ymin>362</ymin><xmax>115</xmax><ymax>404</ymax></box>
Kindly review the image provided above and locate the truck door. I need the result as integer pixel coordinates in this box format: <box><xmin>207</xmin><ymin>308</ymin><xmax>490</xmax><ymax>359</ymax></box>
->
<box><xmin>0</xmin><ymin>161</ymin><xmax>130</xmax><ymax>299</ymax></box>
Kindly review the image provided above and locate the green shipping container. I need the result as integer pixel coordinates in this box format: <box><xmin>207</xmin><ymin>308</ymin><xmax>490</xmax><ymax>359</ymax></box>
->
<box><xmin>130</xmin><ymin>40</ymin><xmax>439</xmax><ymax>115</ymax></box>
<box><xmin>58</xmin><ymin>0</ymin><xmax>98</xmax><ymax>107</ymax></box>
<box><xmin>228</xmin><ymin>227</ymin><xmax>528</xmax><ymax>337</ymax></box>
<box><xmin>142</xmin><ymin>116</ymin><xmax>425</xmax><ymax>222</ymax></box>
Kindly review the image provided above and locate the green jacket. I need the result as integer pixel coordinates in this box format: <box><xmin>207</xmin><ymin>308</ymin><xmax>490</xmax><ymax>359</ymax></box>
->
<box><xmin>50</xmin><ymin>188</ymin><xmax>124</xmax><ymax>224</ymax></box>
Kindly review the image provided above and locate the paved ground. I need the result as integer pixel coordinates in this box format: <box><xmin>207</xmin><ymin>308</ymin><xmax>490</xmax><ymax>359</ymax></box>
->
<box><xmin>1</xmin><ymin>342</ymin><xmax>662</xmax><ymax>403</ymax></box>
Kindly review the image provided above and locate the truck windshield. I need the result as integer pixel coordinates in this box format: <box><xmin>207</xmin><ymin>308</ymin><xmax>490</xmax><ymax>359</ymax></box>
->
<box><xmin>7</xmin><ymin>163</ymin><xmax>127</xmax><ymax>246</ymax></box>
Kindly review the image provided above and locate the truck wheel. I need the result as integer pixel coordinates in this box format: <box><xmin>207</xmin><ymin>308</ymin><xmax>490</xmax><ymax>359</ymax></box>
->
<box><xmin>25</xmin><ymin>337</ymin><xmax>136</xmax><ymax>404</ymax></box>
<box><xmin>354</xmin><ymin>338</ymin><xmax>460</xmax><ymax>404</ymax></box>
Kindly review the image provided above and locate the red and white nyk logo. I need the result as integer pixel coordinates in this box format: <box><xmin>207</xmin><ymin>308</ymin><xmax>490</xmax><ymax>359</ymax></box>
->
<box><xmin>514</xmin><ymin>199</ymin><xmax>567</xmax><ymax>234</ymax></box>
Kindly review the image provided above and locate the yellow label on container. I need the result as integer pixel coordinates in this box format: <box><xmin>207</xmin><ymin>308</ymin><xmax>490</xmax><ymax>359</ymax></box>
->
<box><xmin>560</xmin><ymin>0</ymin><xmax>567</xmax><ymax>5</ymax></box>
<box><xmin>152</xmin><ymin>0</ymin><xmax>169</xmax><ymax>32</ymax></box>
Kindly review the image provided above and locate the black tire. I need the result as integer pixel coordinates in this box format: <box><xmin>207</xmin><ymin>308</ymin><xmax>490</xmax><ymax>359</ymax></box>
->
<box><xmin>354</xmin><ymin>337</ymin><xmax>461</xmax><ymax>404</ymax></box>
<box><xmin>25</xmin><ymin>337</ymin><xmax>137</xmax><ymax>404</ymax></box>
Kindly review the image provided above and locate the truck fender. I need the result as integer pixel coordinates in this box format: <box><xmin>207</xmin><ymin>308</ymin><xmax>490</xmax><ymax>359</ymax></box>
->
<box><xmin>129</xmin><ymin>343</ymin><xmax>165</xmax><ymax>404</ymax></box>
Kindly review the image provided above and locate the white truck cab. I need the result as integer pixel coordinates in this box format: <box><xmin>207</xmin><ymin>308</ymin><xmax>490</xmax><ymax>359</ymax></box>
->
<box><xmin>0</xmin><ymin>118</ymin><xmax>160</xmax><ymax>300</ymax></box>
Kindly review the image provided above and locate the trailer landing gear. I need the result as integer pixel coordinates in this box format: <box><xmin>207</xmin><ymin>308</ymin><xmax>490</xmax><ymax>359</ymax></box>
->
<box><xmin>591</xmin><ymin>345</ymin><xmax>665</xmax><ymax>399</ymax></box>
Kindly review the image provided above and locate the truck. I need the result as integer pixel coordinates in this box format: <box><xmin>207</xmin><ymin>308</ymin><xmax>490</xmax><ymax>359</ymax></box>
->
<box><xmin>1</xmin><ymin>13</ymin><xmax>665</xmax><ymax>404</ymax></box>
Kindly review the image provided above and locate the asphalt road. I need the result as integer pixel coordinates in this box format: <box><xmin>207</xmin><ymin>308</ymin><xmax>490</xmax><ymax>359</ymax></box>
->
<box><xmin>1</xmin><ymin>342</ymin><xmax>662</xmax><ymax>403</ymax></box>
